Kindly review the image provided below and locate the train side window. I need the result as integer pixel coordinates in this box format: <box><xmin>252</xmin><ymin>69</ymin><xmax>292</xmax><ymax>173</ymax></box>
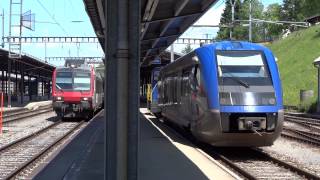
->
<box><xmin>194</xmin><ymin>65</ymin><xmax>201</xmax><ymax>88</ymax></box>
<box><xmin>190</xmin><ymin>65</ymin><xmax>200</xmax><ymax>92</ymax></box>
<box><xmin>164</xmin><ymin>78</ymin><xmax>169</xmax><ymax>104</ymax></box>
<box><xmin>175</xmin><ymin>76</ymin><xmax>178</xmax><ymax>103</ymax></box>
<box><xmin>181</xmin><ymin>67</ymin><xmax>192</xmax><ymax>97</ymax></box>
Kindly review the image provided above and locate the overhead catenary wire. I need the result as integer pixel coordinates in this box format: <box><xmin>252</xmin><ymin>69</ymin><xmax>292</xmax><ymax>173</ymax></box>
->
<box><xmin>36</xmin><ymin>0</ymin><xmax>69</xmax><ymax>35</ymax></box>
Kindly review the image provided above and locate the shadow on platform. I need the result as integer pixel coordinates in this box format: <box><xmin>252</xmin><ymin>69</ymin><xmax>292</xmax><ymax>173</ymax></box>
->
<box><xmin>34</xmin><ymin>109</ymin><xmax>214</xmax><ymax>180</ymax></box>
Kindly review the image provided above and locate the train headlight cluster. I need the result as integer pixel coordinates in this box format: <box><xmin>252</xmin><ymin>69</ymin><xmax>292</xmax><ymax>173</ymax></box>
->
<box><xmin>82</xmin><ymin>97</ymin><xmax>90</xmax><ymax>101</ymax></box>
<box><xmin>269</xmin><ymin>98</ymin><xmax>276</xmax><ymax>105</ymax></box>
<box><xmin>56</xmin><ymin>96</ymin><xmax>63</xmax><ymax>101</ymax></box>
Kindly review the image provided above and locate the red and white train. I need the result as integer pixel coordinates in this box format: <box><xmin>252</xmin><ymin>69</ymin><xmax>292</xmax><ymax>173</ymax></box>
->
<box><xmin>52</xmin><ymin>65</ymin><xmax>104</xmax><ymax>119</ymax></box>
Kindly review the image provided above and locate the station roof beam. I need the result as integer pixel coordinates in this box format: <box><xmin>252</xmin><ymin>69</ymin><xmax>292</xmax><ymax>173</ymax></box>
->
<box><xmin>83</xmin><ymin>0</ymin><xmax>218</xmax><ymax>67</ymax></box>
<box><xmin>140</xmin><ymin>0</ymin><xmax>218</xmax><ymax>65</ymax></box>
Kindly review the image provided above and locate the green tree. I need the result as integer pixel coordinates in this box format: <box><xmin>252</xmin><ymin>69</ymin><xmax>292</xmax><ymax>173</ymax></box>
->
<box><xmin>264</xmin><ymin>3</ymin><xmax>283</xmax><ymax>40</ymax></box>
<box><xmin>301</xmin><ymin>0</ymin><xmax>320</xmax><ymax>18</ymax></box>
<box><xmin>280</xmin><ymin>0</ymin><xmax>304</xmax><ymax>31</ymax></box>
<box><xmin>181</xmin><ymin>44</ymin><xmax>193</xmax><ymax>54</ymax></box>
<box><xmin>236</xmin><ymin>0</ymin><xmax>264</xmax><ymax>42</ymax></box>
<box><xmin>216</xmin><ymin>0</ymin><xmax>241</xmax><ymax>40</ymax></box>
<box><xmin>216</xmin><ymin>0</ymin><xmax>264</xmax><ymax>42</ymax></box>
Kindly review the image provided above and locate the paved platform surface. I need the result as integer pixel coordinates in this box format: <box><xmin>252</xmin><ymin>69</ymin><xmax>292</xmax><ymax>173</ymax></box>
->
<box><xmin>34</xmin><ymin>109</ymin><xmax>238</xmax><ymax>180</ymax></box>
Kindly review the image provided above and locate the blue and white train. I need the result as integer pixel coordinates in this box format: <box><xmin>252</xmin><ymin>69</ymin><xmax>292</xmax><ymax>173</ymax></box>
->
<box><xmin>156</xmin><ymin>41</ymin><xmax>283</xmax><ymax>147</ymax></box>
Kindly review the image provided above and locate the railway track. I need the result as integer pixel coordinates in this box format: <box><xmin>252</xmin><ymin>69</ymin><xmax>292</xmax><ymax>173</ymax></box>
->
<box><xmin>282</xmin><ymin>127</ymin><xmax>320</xmax><ymax>146</ymax></box>
<box><xmin>201</xmin><ymin>147</ymin><xmax>320</xmax><ymax>180</ymax></box>
<box><xmin>0</xmin><ymin>120</ymin><xmax>84</xmax><ymax>179</ymax></box>
<box><xmin>285</xmin><ymin>115</ymin><xmax>320</xmax><ymax>131</ymax></box>
<box><xmin>155</xmin><ymin>115</ymin><xmax>320</xmax><ymax>179</ymax></box>
<box><xmin>147</xmin><ymin>110</ymin><xmax>320</xmax><ymax>179</ymax></box>
<box><xmin>3</xmin><ymin>105</ymin><xmax>53</xmax><ymax>124</ymax></box>
<box><xmin>283</xmin><ymin>114</ymin><xmax>320</xmax><ymax>146</ymax></box>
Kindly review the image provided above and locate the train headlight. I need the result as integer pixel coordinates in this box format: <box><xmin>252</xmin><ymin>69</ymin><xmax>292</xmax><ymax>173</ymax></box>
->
<box><xmin>220</xmin><ymin>98</ymin><xmax>227</xmax><ymax>104</ymax></box>
<box><xmin>82</xmin><ymin>97</ymin><xmax>89</xmax><ymax>101</ymax></box>
<box><xmin>269</xmin><ymin>98</ymin><xmax>276</xmax><ymax>105</ymax></box>
<box><xmin>56</xmin><ymin>96</ymin><xmax>62</xmax><ymax>101</ymax></box>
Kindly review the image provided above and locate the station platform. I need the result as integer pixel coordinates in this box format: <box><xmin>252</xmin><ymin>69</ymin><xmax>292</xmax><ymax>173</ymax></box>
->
<box><xmin>34</xmin><ymin>108</ymin><xmax>239</xmax><ymax>180</ymax></box>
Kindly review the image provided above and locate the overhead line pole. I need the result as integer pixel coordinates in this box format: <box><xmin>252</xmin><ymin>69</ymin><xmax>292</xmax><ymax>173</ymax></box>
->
<box><xmin>1</xmin><ymin>9</ymin><xmax>4</xmax><ymax>48</ymax></box>
<box><xmin>249</xmin><ymin>0</ymin><xmax>252</xmax><ymax>42</ymax></box>
<box><xmin>230</xmin><ymin>0</ymin><xmax>236</xmax><ymax>40</ymax></box>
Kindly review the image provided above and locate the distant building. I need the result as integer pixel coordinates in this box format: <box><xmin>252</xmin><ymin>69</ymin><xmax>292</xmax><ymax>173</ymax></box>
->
<box><xmin>304</xmin><ymin>14</ymin><xmax>320</xmax><ymax>25</ymax></box>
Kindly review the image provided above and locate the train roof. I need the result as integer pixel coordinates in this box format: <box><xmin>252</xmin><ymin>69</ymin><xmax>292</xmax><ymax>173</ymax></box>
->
<box><xmin>159</xmin><ymin>41</ymin><xmax>275</xmax><ymax>76</ymax></box>
<box><xmin>196</xmin><ymin>41</ymin><xmax>271</xmax><ymax>52</ymax></box>
<box><xmin>55</xmin><ymin>66</ymin><xmax>91</xmax><ymax>71</ymax></box>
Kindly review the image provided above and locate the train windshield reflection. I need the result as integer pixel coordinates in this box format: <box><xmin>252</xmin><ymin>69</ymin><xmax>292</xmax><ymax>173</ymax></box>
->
<box><xmin>216</xmin><ymin>50</ymin><xmax>276</xmax><ymax>106</ymax></box>
<box><xmin>56</xmin><ymin>71</ymin><xmax>91</xmax><ymax>91</ymax></box>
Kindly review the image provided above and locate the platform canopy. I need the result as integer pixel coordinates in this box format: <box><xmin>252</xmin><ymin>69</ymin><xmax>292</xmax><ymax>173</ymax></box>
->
<box><xmin>0</xmin><ymin>48</ymin><xmax>55</xmax><ymax>78</ymax></box>
<box><xmin>83</xmin><ymin>0</ymin><xmax>218</xmax><ymax>66</ymax></box>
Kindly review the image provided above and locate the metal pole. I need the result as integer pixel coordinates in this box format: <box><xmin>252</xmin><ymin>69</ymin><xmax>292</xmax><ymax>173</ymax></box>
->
<box><xmin>45</xmin><ymin>40</ymin><xmax>47</xmax><ymax>62</ymax></box>
<box><xmin>105</xmin><ymin>0</ymin><xmax>140</xmax><ymax>179</ymax></box>
<box><xmin>230</xmin><ymin>0</ymin><xmax>236</xmax><ymax>40</ymax></box>
<box><xmin>170</xmin><ymin>44</ymin><xmax>174</xmax><ymax>62</ymax></box>
<box><xmin>1</xmin><ymin>71</ymin><xmax>3</xmax><ymax>93</ymax></box>
<box><xmin>249</xmin><ymin>0</ymin><xmax>252</xmax><ymax>42</ymax></box>
<box><xmin>20</xmin><ymin>63</ymin><xmax>23</xmax><ymax>104</ymax></box>
<box><xmin>1</xmin><ymin>9</ymin><xmax>4</xmax><ymax>48</ymax></box>
<box><xmin>318</xmin><ymin>68</ymin><xmax>320</xmax><ymax>112</ymax></box>
<box><xmin>7</xmin><ymin>58</ymin><xmax>11</xmax><ymax>107</ymax></box>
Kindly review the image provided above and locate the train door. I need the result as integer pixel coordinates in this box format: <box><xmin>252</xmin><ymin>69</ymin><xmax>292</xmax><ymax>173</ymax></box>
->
<box><xmin>181</xmin><ymin>67</ymin><xmax>193</xmax><ymax>123</ymax></box>
<box><xmin>190</xmin><ymin>64</ymin><xmax>201</xmax><ymax>123</ymax></box>
<box><xmin>93</xmin><ymin>73</ymin><xmax>97</xmax><ymax>109</ymax></box>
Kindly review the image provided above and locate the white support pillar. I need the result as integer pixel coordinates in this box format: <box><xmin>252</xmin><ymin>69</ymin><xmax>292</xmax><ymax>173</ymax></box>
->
<box><xmin>170</xmin><ymin>44</ymin><xmax>174</xmax><ymax>62</ymax></box>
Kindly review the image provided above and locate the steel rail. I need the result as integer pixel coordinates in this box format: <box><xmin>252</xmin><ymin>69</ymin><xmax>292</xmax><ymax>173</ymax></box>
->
<box><xmin>202</xmin><ymin>147</ymin><xmax>257</xmax><ymax>180</ymax></box>
<box><xmin>251</xmin><ymin>148</ymin><xmax>320</xmax><ymax>180</ymax></box>
<box><xmin>3</xmin><ymin>104</ymin><xmax>52</xmax><ymax>118</ymax></box>
<box><xmin>285</xmin><ymin>112</ymin><xmax>320</xmax><ymax>120</ymax></box>
<box><xmin>149</xmin><ymin>110</ymin><xmax>320</xmax><ymax>179</ymax></box>
<box><xmin>4</xmin><ymin>121</ymin><xmax>84</xmax><ymax>179</ymax></box>
<box><xmin>285</xmin><ymin>117</ymin><xmax>320</xmax><ymax>127</ymax></box>
<box><xmin>285</xmin><ymin>128</ymin><xmax>320</xmax><ymax>140</ymax></box>
<box><xmin>281</xmin><ymin>130</ymin><xmax>320</xmax><ymax>147</ymax></box>
<box><xmin>285</xmin><ymin>114</ymin><xmax>320</xmax><ymax>122</ymax></box>
<box><xmin>0</xmin><ymin>120</ymin><xmax>61</xmax><ymax>152</ymax></box>
<box><xmin>157</xmin><ymin>118</ymin><xmax>257</xmax><ymax>180</ymax></box>
<box><xmin>3</xmin><ymin>105</ymin><xmax>53</xmax><ymax>124</ymax></box>
<box><xmin>285</xmin><ymin>117</ymin><xmax>320</xmax><ymax>132</ymax></box>
<box><xmin>208</xmin><ymin>147</ymin><xmax>320</xmax><ymax>180</ymax></box>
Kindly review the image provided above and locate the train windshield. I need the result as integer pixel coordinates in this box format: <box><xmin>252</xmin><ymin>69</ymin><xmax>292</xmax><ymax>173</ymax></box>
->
<box><xmin>56</xmin><ymin>72</ymin><xmax>73</xmax><ymax>90</ymax></box>
<box><xmin>216</xmin><ymin>50</ymin><xmax>276</xmax><ymax>106</ymax></box>
<box><xmin>74</xmin><ymin>72</ymin><xmax>91</xmax><ymax>91</ymax></box>
<box><xmin>56</xmin><ymin>71</ymin><xmax>91</xmax><ymax>91</ymax></box>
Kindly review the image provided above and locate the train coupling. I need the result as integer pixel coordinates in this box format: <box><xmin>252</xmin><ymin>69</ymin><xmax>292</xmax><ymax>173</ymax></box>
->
<box><xmin>238</xmin><ymin>117</ymin><xmax>267</xmax><ymax>132</ymax></box>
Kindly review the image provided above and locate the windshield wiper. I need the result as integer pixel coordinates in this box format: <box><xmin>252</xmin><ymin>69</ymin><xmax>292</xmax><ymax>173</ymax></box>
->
<box><xmin>56</xmin><ymin>84</ymin><xmax>64</xmax><ymax>92</ymax></box>
<box><xmin>225</xmin><ymin>74</ymin><xmax>250</xmax><ymax>88</ymax></box>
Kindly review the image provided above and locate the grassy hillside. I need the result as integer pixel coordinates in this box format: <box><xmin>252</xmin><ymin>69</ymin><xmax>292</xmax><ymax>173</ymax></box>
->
<box><xmin>267</xmin><ymin>25</ymin><xmax>320</xmax><ymax>107</ymax></box>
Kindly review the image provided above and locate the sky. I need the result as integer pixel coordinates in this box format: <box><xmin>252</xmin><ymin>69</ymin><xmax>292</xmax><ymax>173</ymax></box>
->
<box><xmin>0</xmin><ymin>0</ymin><xmax>103</xmax><ymax>66</ymax></box>
<box><xmin>0</xmin><ymin>0</ymin><xmax>282</xmax><ymax>66</ymax></box>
